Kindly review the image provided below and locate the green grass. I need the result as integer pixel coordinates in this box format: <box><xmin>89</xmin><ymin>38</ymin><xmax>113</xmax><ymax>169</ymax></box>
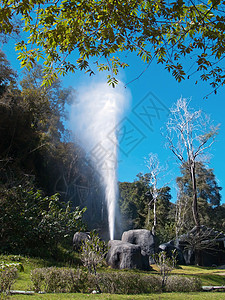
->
<box><xmin>2</xmin><ymin>254</ymin><xmax>225</xmax><ymax>299</ymax></box>
<box><xmin>171</xmin><ymin>265</ymin><xmax>225</xmax><ymax>286</ymax></box>
<box><xmin>9</xmin><ymin>292</ymin><xmax>225</xmax><ymax>299</ymax></box>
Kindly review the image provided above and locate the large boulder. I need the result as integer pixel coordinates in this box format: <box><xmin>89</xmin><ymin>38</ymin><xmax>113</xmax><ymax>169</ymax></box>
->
<box><xmin>106</xmin><ymin>240</ymin><xmax>150</xmax><ymax>270</ymax></box>
<box><xmin>73</xmin><ymin>232</ymin><xmax>90</xmax><ymax>251</ymax></box>
<box><xmin>158</xmin><ymin>241</ymin><xmax>186</xmax><ymax>265</ymax></box>
<box><xmin>121</xmin><ymin>229</ymin><xmax>156</xmax><ymax>257</ymax></box>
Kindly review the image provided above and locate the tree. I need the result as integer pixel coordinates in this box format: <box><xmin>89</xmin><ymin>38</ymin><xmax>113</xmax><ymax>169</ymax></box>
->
<box><xmin>0</xmin><ymin>50</ymin><xmax>17</xmax><ymax>96</ymax></box>
<box><xmin>1</xmin><ymin>0</ymin><xmax>225</xmax><ymax>90</ymax></box>
<box><xmin>176</xmin><ymin>161</ymin><xmax>222</xmax><ymax>235</ymax></box>
<box><xmin>166</xmin><ymin>98</ymin><xmax>219</xmax><ymax>231</ymax></box>
<box><xmin>119</xmin><ymin>173</ymin><xmax>173</xmax><ymax>243</ymax></box>
<box><xmin>20</xmin><ymin>64</ymin><xmax>72</xmax><ymax>141</ymax></box>
<box><xmin>146</xmin><ymin>153</ymin><xmax>168</xmax><ymax>236</ymax></box>
<box><xmin>166</xmin><ymin>98</ymin><xmax>219</xmax><ymax>265</ymax></box>
<box><xmin>119</xmin><ymin>173</ymin><xmax>152</xmax><ymax>230</ymax></box>
<box><xmin>145</xmin><ymin>153</ymin><xmax>160</xmax><ymax>235</ymax></box>
<box><xmin>0</xmin><ymin>184</ymin><xmax>86</xmax><ymax>256</ymax></box>
<box><xmin>0</xmin><ymin>52</ymin><xmax>104</xmax><ymax>237</ymax></box>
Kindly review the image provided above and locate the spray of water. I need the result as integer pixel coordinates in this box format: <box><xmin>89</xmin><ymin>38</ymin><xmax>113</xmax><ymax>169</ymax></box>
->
<box><xmin>70</xmin><ymin>80</ymin><xmax>129</xmax><ymax>240</ymax></box>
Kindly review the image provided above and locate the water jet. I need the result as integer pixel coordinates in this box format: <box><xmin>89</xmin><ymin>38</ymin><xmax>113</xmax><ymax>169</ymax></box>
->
<box><xmin>70</xmin><ymin>81</ymin><xmax>128</xmax><ymax>240</ymax></box>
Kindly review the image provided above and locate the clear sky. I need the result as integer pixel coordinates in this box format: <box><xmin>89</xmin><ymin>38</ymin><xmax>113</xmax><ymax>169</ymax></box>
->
<box><xmin>2</xmin><ymin>39</ymin><xmax>225</xmax><ymax>204</ymax></box>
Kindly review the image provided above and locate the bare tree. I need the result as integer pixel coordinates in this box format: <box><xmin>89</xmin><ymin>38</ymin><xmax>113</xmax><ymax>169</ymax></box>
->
<box><xmin>146</xmin><ymin>153</ymin><xmax>163</xmax><ymax>236</ymax></box>
<box><xmin>166</xmin><ymin>98</ymin><xmax>219</xmax><ymax>231</ymax></box>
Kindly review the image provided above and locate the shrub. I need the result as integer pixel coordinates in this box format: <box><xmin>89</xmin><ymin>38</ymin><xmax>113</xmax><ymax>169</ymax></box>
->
<box><xmin>31</xmin><ymin>267</ymin><xmax>89</xmax><ymax>293</ymax></box>
<box><xmin>165</xmin><ymin>275</ymin><xmax>202</xmax><ymax>292</ymax></box>
<box><xmin>0</xmin><ymin>185</ymin><xmax>86</xmax><ymax>257</ymax></box>
<box><xmin>80</xmin><ymin>232</ymin><xmax>107</xmax><ymax>275</ymax></box>
<box><xmin>153</xmin><ymin>250</ymin><xmax>177</xmax><ymax>290</ymax></box>
<box><xmin>0</xmin><ymin>265</ymin><xmax>17</xmax><ymax>294</ymax></box>
<box><xmin>97</xmin><ymin>273</ymin><xmax>162</xmax><ymax>294</ymax></box>
<box><xmin>30</xmin><ymin>267</ymin><xmax>202</xmax><ymax>294</ymax></box>
<box><xmin>31</xmin><ymin>268</ymin><xmax>162</xmax><ymax>294</ymax></box>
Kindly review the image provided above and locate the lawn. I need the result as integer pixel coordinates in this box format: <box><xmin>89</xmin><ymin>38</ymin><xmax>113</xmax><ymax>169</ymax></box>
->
<box><xmin>9</xmin><ymin>292</ymin><xmax>225</xmax><ymax>299</ymax></box>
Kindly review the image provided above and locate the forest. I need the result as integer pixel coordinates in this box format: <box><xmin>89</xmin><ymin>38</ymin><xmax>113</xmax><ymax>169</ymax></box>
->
<box><xmin>0</xmin><ymin>50</ymin><xmax>108</xmax><ymax>257</ymax></box>
<box><xmin>2</xmin><ymin>1</ymin><xmax>225</xmax><ymax>298</ymax></box>
<box><xmin>0</xmin><ymin>49</ymin><xmax>224</xmax><ymax>259</ymax></box>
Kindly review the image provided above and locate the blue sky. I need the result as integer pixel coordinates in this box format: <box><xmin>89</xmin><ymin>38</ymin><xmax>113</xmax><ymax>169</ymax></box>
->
<box><xmin>2</xmin><ymin>40</ymin><xmax>225</xmax><ymax>204</ymax></box>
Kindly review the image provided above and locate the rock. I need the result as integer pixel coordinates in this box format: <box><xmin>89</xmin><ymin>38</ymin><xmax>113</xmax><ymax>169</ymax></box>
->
<box><xmin>106</xmin><ymin>240</ymin><xmax>150</xmax><ymax>270</ymax></box>
<box><xmin>73</xmin><ymin>232</ymin><xmax>90</xmax><ymax>251</ymax></box>
<box><xmin>162</xmin><ymin>226</ymin><xmax>225</xmax><ymax>266</ymax></box>
<box><xmin>158</xmin><ymin>241</ymin><xmax>186</xmax><ymax>265</ymax></box>
<box><xmin>121</xmin><ymin>229</ymin><xmax>156</xmax><ymax>257</ymax></box>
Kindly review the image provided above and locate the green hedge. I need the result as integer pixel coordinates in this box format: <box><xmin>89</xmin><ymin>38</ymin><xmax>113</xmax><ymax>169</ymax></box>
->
<box><xmin>31</xmin><ymin>267</ymin><xmax>202</xmax><ymax>294</ymax></box>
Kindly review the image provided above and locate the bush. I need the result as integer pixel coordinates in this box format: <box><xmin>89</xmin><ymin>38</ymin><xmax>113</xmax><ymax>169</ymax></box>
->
<box><xmin>31</xmin><ymin>267</ymin><xmax>88</xmax><ymax>293</ymax></box>
<box><xmin>31</xmin><ymin>267</ymin><xmax>202</xmax><ymax>294</ymax></box>
<box><xmin>0</xmin><ymin>185</ymin><xmax>86</xmax><ymax>257</ymax></box>
<box><xmin>165</xmin><ymin>275</ymin><xmax>202</xmax><ymax>292</ymax></box>
<box><xmin>0</xmin><ymin>265</ymin><xmax>18</xmax><ymax>293</ymax></box>
<box><xmin>96</xmin><ymin>273</ymin><xmax>162</xmax><ymax>294</ymax></box>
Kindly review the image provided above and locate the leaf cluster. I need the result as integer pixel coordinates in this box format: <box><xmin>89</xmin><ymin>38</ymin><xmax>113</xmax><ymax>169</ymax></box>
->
<box><xmin>0</xmin><ymin>185</ymin><xmax>86</xmax><ymax>256</ymax></box>
<box><xmin>1</xmin><ymin>0</ymin><xmax>225</xmax><ymax>90</ymax></box>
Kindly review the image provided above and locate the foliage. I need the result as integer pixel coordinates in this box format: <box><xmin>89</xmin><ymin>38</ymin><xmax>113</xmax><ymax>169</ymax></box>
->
<box><xmin>80</xmin><ymin>232</ymin><xmax>107</xmax><ymax>275</ymax></box>
<box><xmin>119</xmin><ymin>173</ymin><xmax>174</xmax><ymax>243</ymax></box>
<box><xmin>0</xmin><ymin>264</ymin><xmax>17</xmax><ymax>293</ymax></box>
<box><xmin>0</xmin><ymin>51</ymin><xmax>17</xmax><ymax>95</ymax></box>
<box><xmin>3</xmin><ymin>255</ymin><xmax>225</xmax><ymax>298</ymax></box>
<box><xmin>2</xmin><ymin>0</ymin><xmax>225</xmax><ymax>91</ymax></box>
<box><xmin>96</xmin><ymin>273</ymin><xmax>161</xmax><ymax>294</ymax></box>
<box><xmin>166</xmin><ymin>98</ymin><xmax>219</xmax><ymax>237</ymax></box>
<box><xmin>165</xmin><ymin>275</ymin><xmax>202</xmax><ymax>292</ymax></box>
<box><xmin>119</xmin><ymin>173</ymin><xmax>151</xmax><ymax>230</ymax></box>
<box><xmin>31</xmin><ymin>267</ymin><xmax>88</xmax><ymax>293</ymax></box>
<box><xmin>0</xmin><ymin>184</ymin><xmax>86</xmax><ymax>257</ymax></box>
<box><xmin>30</xmin><ymin>266</ymin><xmax>202</xmax><ymax>294</ymax></box>
<box><xmin>0</xmin><ymin>52</ymin><xmax>105</xmax><ymax>243</ymax></box>
<box><xmin>176</xmin><ymin>162</ymin><xmax>222</xmax><ymax>234</ymax></box>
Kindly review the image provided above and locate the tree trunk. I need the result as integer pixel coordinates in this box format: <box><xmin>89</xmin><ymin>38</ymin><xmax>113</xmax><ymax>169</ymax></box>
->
<box><xmin>190</xmin><ymin>162</ymin><xmax>200</xmax><ymax>228</ymax></box>
<box><xmin>152</xmin><ymin>196</ymin><xmax>157</xmax><ymax>235</ymax></box>
<box><xmin>190</xmin><ymin>161</ymin><xmax>201</xmax><ymax>265</ymax></box>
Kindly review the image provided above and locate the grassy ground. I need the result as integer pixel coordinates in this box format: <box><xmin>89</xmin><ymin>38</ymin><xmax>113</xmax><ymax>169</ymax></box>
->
<box><xmin>1</xmin><ymin>254</ymin><xmax>225</xmax><ymax>299</ymax></box>
<box><xmin>9</xmin><ymin>292</ymin><xmax>225</xmax><ymax>299</ymax></box>
<box><xmin>157</xmin><ymin>264</ymin><xmax>225</xmax><ymax>286</ymax></box>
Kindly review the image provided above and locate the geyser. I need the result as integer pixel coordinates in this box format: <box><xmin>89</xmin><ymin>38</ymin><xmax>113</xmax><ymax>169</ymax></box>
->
<box><xmin>70</xmin><ymin>81</ymin><xmax>128</xmax><ymax>240</ymax></box>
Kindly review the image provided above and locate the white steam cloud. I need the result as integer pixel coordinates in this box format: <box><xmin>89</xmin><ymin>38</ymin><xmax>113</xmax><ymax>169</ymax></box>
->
<box><xmin>70</xmin><ymin>80</ymin><xmax>130</xmax><ymax>240</ymax></box>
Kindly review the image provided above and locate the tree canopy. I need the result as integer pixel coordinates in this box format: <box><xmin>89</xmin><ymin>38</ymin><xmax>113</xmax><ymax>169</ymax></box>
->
<box><xmin>119</xmin><ymin>173</ymin><xmax>174</xmax><ymax>243</ymax></box>
<box><xmin>0</xmin><ymin>51</ymin><xmax>107</xmax><ymax>256</ymax></box>
<box><xmin>1</xmin><ymin>0</ymin><xmax>225</xmax><ymax>90</ymax></box>
<box><xmin>176</xmin><ymin>161</ymin><xmax>222</xmax><ymax>235</ymax></box>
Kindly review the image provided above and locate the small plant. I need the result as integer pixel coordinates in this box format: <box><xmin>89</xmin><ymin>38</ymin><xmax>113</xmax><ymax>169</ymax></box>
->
<box><xmin>153</xmin><ymin>250</ymin><xmax>177</xmax><ymax>291</ymax></box>
<box><xmin>80</xmin><ymin>232</ymin><xmax>107</xmax><ymax>293</ymax></box>
<box><xmin>80</xmin><ymin>232</ymin><xmax>107</xmax><ymax>275</ymax></box>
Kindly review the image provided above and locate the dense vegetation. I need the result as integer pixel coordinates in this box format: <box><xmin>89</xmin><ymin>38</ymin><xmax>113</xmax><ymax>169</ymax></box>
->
<box><xmin>0</xmin><ymin>49</ymin><xmax>224</xmax><ymax>257</ymax></box>
<box><xmin>0</xmin><ymin>51</ymin><xmax>107</xmax><ymax>257</ymax></box>
<box><xmin>119</xmin><ymin>164</ymin><xmax>224</xmax><ymax>245</ymax></box>
<box><xmin>2</xmin><ymin>254</ymin><xmax>225</xmax><ymax>298</ymax></box>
